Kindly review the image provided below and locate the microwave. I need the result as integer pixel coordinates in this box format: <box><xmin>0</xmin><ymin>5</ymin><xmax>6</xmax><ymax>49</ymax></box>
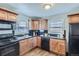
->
<box><xmin>0</xmin><ymin>23</ymin><xmax>11</xmax><ymax>29</ymax></box>
<box><xmin>0</xmin><ymin>21</ymin><xmax>15</xmax><ymax>35</ymax></box>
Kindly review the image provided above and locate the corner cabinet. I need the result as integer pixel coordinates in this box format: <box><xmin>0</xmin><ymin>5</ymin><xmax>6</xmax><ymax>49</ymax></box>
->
<box><xmin>50</xmin><ymin>39</ymin><xmax>66</xmax><ymax>56</ymax></box>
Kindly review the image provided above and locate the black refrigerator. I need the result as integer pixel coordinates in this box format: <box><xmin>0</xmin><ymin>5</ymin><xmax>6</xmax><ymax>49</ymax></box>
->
<box><xmin>69</xmin><ymin>23</ymin><xmax>79</xmax><ymax>56</ymax></box>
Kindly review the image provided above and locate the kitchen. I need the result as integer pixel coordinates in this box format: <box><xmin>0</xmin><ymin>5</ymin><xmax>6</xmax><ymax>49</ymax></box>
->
<box><xmin>0</xmin><ymin>3</ymin><xmax>79</xmax><ymax>56</ymax></box>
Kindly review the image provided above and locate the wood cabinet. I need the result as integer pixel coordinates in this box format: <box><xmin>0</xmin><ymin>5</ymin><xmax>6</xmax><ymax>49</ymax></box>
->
<box><xmin>39</xmin><ymin>19</ymin><xmax>48</xmax><ymax>30</ymax></box>
<box><xmin>28</xmin><ymin>38</ymin><xmax>33</xmax><ymax>50</ymax></box>
<box><xmin>0</xmin><ymin>8</ymin><xmax>18</xmax><ymax>21</ymax></box>
<box><xmin>7</xmin><ymin>12</ymin><xmax>17</xmax><ymax>21</ymax></box>
<box><xmin>0</xmin><ymin>10</ymin><xmax>7</xmax><ymax>20</ymax></box>
<box><xmin>30</xmin><ymin>19</ymin><xmax>48</xmax><ymax>30</ymax></box>
<box><xmin>19</xmin><ymin>39</ymin><xmax>28</xmax><ymax>56</ymax></box>
<box><xmin>19</xmin><ymin>37</ymin><xmax>41</xmax><ymax>55</ymax></box>
<box><xmin>50</xmin><ymin>39</ymin><xmax>58</xmax><ymax>53</ymax></box>
<box><xmin>50</xmin><ymin>39</ymin><xmax>66</xmax><ymax>55</ymax></box>
<box><xmin>68</xmin><ymin>14</ymin><xmax>79</xmax><ymax>23</ymax></box>
<box><xmin>33</xmin><ymin>37</ymin><xmax>38</xmax><ymax>48</ymax></box>
<box><xmin>37</xmin><ymin>36</ymin><xmax>41</xmax><ymax>47</ymax></box>
<box><xmin>31</xmin><ymin>20</ymin><xmax>39</xmax><ymax>30</ymax></box>
<box><xmin>57</xmin><ymin>40</ymin><xmax>66</xmax><ymax>55</ymax></box>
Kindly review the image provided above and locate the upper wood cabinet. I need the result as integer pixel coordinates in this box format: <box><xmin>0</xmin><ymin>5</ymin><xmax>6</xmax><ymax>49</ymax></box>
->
<box><xmin>31</xmin><ymin>19</ymin><xmax>48</xmax><ymax>30</ymax></box>
<box><xmin>0</xmin><ymin>10</ymin><xmax>7</xmax><ymax>20</ymax></box>
<box><xmin>39</xmin><ymin>19</ymin><xmax>48</xmax><ymax>30</ymax></box>
<box><xmin>68</xmin><ymin>14</ymin><xmax>79</xmax><ymax>23</ymax></box>
<box><xmin>7</xmin><ymin>12</ymin><xmax>17</xmax><ymax>21</ymax></box>
<box><xmin>31</xmin><ymin>20</ymin><xmax>39</xmax><ymax>30</ymax></box>
<box><xmin>0</xmin><ymin>8</ymin><xmax>18</xmax><ymax>21</ymax></box>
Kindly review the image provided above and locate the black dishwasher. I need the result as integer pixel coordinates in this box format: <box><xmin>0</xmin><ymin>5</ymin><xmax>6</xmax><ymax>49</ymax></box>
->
<box><xmin>41</xmin><ymin>37</ymin><xmax>50</xmax><ymax>51</ymax></box>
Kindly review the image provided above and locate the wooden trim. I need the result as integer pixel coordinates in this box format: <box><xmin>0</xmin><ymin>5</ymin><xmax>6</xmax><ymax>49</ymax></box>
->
<box><xmin>0</xmin><ymin>8</ymin><xmax>18</xmax><ymax>15</ymax></box>
<box><xmin>68</xmin><ymin>13</ymin><xmax>79</xmax><ymax>16</ymax></box>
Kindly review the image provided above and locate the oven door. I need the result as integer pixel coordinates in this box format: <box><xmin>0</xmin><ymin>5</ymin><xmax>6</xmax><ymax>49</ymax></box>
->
<box><xmin>0</xmin><ymin>42</ymin><xmax>19</xmax><ymax>56</ymax></box>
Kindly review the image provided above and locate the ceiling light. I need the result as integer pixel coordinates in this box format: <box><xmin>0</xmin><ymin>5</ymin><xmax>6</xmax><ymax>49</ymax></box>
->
<box><xmin>42</xmin><ymin>4</ymin><xmax>53</xmax><ymax>10</ymax></box>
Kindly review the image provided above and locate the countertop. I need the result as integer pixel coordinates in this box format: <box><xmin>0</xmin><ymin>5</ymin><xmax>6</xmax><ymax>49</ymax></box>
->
<box><xmin>0</xmin><ymin>35</ymin><xmax>65</xmax><ymax>47</ymax></box>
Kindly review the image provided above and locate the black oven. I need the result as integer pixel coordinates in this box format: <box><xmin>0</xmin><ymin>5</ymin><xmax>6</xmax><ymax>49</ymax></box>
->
<box><xmin>0</xmin><ymin>42</ymin><xmax>19</xmax><ymax>56</ymax></box>
<box><xmin>0</xmin><ymin>20</ymin><xmax>19</xmax><ymax>56</ymax></box>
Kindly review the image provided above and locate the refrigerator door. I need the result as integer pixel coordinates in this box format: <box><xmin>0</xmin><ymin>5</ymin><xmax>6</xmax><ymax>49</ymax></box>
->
<box><xmin>69</xmin><ymin>24</ymin><xmax>79</xmax><ymax>55</ymax></box>
<box><xmin>70</xmin><ymin>24</ymin><xmax>79</xmax><ymax>35</ymax></box>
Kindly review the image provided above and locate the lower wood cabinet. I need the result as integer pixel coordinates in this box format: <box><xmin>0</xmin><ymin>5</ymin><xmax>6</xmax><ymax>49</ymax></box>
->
<box><xmin>50</xmin><ymin>39</ymin><xmax>66</xmax><ymax>56</ymax></box>
<box><xmin>28</xmin><ymin>38</ymin><xmax>33</xmax><ymax>50</ymax></box>
<box><xmin>37</xmin><ymin>36</ymin><xmax>41</xmax><ymax>47</ymax></box>
<box><xmin>57</xmin><ymin>40</ymin><xmax>66</xmax><ymax>55</ymax></box>
<box><xmin>33</xmin><ymin>37</ymin><xmax>38</xmax><ymax>48</ymax></box>
<box><xmin>50</xmin><ymin>39</ymin><xmax>58</xmax><ymax>53</ymax></box>
<box><xmin>19</xmin><ymin>37</ymin><xmax>66</xmax><ymax>56</ymax></box>
<box><xmin>19</xmin><ymin>39</ymin><xmax>28</xmax><ymax>56</ymax></box>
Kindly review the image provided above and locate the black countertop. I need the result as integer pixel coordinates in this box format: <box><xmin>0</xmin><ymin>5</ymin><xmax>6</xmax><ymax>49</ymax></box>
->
<box><xmin>0</xmin><ymin>35</ymin><xmax>65</xmax><ymax>47</ymax></box>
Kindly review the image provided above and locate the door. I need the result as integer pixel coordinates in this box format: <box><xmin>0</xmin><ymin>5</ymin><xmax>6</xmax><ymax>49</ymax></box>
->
<box><xmin>32</xmin><ymin>37</ymin><xmax>37</xmax><ymax>48</ymax></box>
<box><xmin>39</xmin><ymin>19</ymin><xmax>48</xmax><ymax>30</ymax></box>
<box><xmin>69</xmin><ymin>24</ymin><xmax>79</xmax><ymax>55</ymax></box>
<box><xmin>31</xmin><ymin>20</ymin><xmax>39</xmax><ymax>30</ymax></box>
<box><xmin>37</xmin><ymin>36</ymin><xmax>41</xmax><ymax>47</ymax></box>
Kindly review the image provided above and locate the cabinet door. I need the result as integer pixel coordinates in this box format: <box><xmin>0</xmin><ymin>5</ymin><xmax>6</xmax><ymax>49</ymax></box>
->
<box><xmin>57</xmin><ymin>40</ymin><xmax>66</xmax><ymax>55</ymax></box>
<box><xmin>31</xmin><ymin>20</ymin><xmax>39</xmax><ymax>30</ymax></box>
<box><xmin>50</xmin><ymin>39</ymin><xmax>58</xmax><ymax>53</ymax></box>
<box><xmin>0</xmin><ymin>10</ymin><xmax>7</xmax><ymax>20</ymax></box>
<box><xmin>33</xmin><ymin>37</ymin><xmax>37</xmax><ymax>48</ymax></box>
<box><xmin>37</xmin><ymin>37</ymin><xmax>41</xmax><ymax>47</ymax></box>
<box><xmin>39</xmin><ymin>19</ymin><xmax>48</xmax><ymax>30</ymax></box>
<box><xmin>19</xmin><ymin>39</ymin><xmax>28</xmax><ymax>55</ymax></box>
<box><xmin>69</xmin><ymin>15</ymin><xmax>79</xmax><ymax>23</ymax></box>
<box><xmin>7</xmin><ymin>13</ymin><xmax>16</xmax><ymax>21</ymax></box>
<box><xmin>28</xmin><ymin>38</ymin><xmax>33</xmax><ymax>50</ymax></box>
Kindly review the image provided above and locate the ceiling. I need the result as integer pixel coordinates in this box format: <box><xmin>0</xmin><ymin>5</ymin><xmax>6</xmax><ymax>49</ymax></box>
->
<box><xmin>7</xmin><ymin>3</ymin><xmax>79</xmax><ymax>17</ymax></box>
